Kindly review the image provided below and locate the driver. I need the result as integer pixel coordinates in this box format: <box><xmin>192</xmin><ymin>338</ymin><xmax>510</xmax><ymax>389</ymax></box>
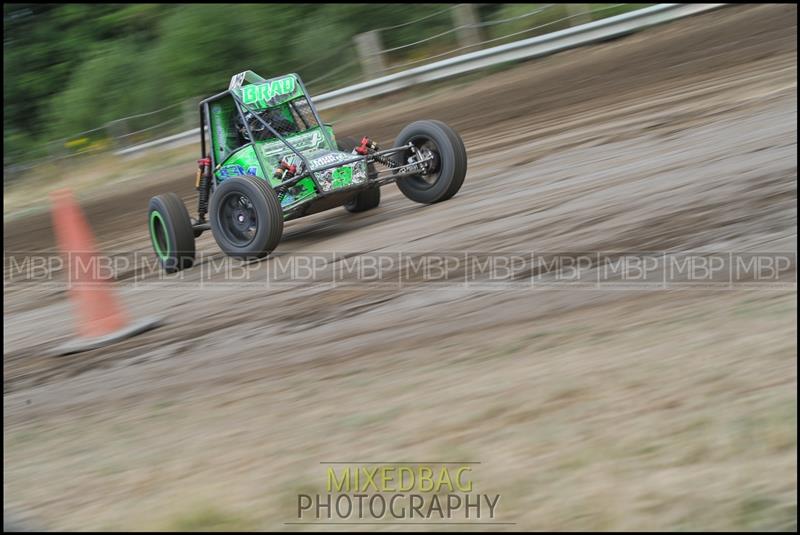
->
<box><xmin>237</xmin><ymin>107</ymin><xmax>299</xmax><ymax>142</ymax></box>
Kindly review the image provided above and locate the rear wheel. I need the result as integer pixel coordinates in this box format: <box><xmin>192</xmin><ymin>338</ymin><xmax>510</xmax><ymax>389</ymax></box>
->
<box><xmin>337</xmin><ymin>137</ymin><xmax>381</xmax><ymax>213</ymax></box>
<box><xmin>209</xmin><ymin>175</ymin><xmax>283</xmax><ymax>260</ymax></box>
<box><xmin>148</xmin><ymin>193</ymin><xmax>196</xmax><ymax>273</ymax></box>
<box><xmin>393</xmin><ymin>120</ymin><xmax>467</xmax><ymax>204</ymax></box>
<box><xmin>344</xmin><ymin>186</ymin><xmax>381</xmax><ymax>212</ymax></box>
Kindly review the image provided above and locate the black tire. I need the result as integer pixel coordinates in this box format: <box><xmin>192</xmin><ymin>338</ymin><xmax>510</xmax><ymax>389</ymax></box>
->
<box><xmin>337</xmin><ymin>137</ymin><xmax>381</xmax><ymax>213</ymax></box>
<box><xmin>209</xmin><ymin>175</ymin><xmax>283</xmax><ymax>260</ymax></box>
<box><xmin>393</xmin><ymin>120</ymin><xmax>467</xmax><ymax>204</ymax></box>
<box><xmin>429</xmin><ymin>119</ymin><xmax>468</xmax><ymax>176</ymax></box>
<box><xmin>344</xmin><ymin>186</ymin><xmax>381</xmax><ymax>213</ymax></box>
<box><xmin>148</xmin><ymin>193</ymin><xmax>196</xmax><ymax>273</ymax></box>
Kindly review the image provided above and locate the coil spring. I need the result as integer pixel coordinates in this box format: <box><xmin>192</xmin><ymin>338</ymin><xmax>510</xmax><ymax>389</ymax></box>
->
<box><xmin>372</xmin><ymin>152</ymin><xmax>396</xmax><ymax>168</ymax></box>
<box><xmin>197</xmin><ymin>173</ymin><xmax>210</xmax><ymax>220</ymax></box>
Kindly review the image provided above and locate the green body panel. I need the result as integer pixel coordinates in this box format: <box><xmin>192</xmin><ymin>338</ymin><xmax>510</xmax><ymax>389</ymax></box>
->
<box><xmin>253</xmin><ymin>125</ymin><xmax>337</xmax><ymax>177</ymax></box>
<box><xmin>216</xmin><ymin>144</ymin><xmax>262</xmax><ymax>179</ymax></box>
<box><xmin>209</xmin><ymin>99</ymin><xmax>239</xmax><ymax>162</ymax></box>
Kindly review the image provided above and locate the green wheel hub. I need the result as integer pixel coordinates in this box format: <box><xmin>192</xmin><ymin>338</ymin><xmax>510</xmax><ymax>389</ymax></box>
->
<box><xmin>149</xmin><ymin>210</ymin><xmax>171</xmax><ymax>261</ymax></box>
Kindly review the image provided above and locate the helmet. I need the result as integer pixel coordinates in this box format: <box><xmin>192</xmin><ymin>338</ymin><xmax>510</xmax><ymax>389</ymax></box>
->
<box><xmin>237</xmin><ymin>111</ymin><xmax>268</xmax><ymax>142</ymax></box>
<box><xmin>237</xmin><ymin>108</ymin><xmax>298</xmax><ymax>142</ymax></box>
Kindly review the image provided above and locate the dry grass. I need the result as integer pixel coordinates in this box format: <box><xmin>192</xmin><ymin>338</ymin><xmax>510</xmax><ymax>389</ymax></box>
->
<box><xmin>4</xmin><ymin>291</ymin><xmax>796</xmax><ymax>531</ymax></box>
<box><xmin>3</xmin><ymin>145</ymin><xmax>198</xmax><ymax>221</ymax></box>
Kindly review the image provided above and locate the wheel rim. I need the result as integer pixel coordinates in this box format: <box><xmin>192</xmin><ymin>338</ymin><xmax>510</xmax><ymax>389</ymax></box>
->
<box><xmin>404</xmin><ymin>136</ymin><xmax>442</xmax><ymax>189</ymax></box>
<box><xmin>149</xmin><ymin>211</ymin><xmax>171</xmax><ymax>261</ymax></box>
<box><xmin>216</xmin><ymin>192</ymin><xmax>259</xmax><ymax>246</ymax></box>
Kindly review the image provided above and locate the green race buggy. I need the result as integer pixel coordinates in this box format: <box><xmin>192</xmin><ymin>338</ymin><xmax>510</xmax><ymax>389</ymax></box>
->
<box><xmin>148</xmin><ymin>71</ymin><xmax>467</xmax><ymax>272</ymax></box>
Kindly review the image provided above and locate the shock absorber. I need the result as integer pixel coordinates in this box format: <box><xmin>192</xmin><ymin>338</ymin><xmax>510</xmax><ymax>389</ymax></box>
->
<box><xmin>273</xmin><ymin>160</ymin><xmax>298</xmax><ymax>200</ymax></box>
<box><xmin>273</xmin><ymin>160</ymin><xmax>297</xmax><ymax>182</ymax></box>
<box><xmin>372</xmin><ymin>152</ymin><xmax>396</xmax><ymax>168</ymax></box>
<box><xmin>355</xmin><ymin>136</ymin><xmax>396</xmax><ymax>168</ymax></box>
<box><xmin>196</xmin><ymin>157</ymin><xmax>212</xmax><ymax>222</ymax></box>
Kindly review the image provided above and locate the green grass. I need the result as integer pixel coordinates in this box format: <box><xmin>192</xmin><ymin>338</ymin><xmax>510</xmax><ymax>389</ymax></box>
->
<box><xmin>166</xmin><ymin>504</ymin><xmax>257</xmax><ymax>532</ymax></box>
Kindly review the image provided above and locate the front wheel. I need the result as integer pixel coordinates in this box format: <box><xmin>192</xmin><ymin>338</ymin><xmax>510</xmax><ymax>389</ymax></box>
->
<box><xmin>393</xmin><ymin>120</ymin><xmax>467</xmax><ymax>204</ymax></box>
<box><xmin>209</xmin><ymin>175</ymin><xmax>284</xmax><ymax>260</ymax></box>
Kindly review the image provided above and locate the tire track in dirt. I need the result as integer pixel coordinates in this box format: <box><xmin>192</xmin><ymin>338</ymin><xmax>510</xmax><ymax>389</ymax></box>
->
<box><xmin>3</xmin><ymin>3</ymin><xmax>797</xmax><ymax>398</ymax></box>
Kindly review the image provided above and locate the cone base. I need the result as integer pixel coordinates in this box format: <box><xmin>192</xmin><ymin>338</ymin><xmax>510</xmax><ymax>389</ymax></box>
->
<box><xmin>51</xmin><ymin>316</ymin><xmax>163</xmax><ymax>356</ymax></box>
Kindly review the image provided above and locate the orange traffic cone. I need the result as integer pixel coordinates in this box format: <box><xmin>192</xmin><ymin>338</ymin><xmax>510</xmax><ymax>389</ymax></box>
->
<box><xmin>50</xmin><ymin>189</ymin><xmax>161</xmax><ymax>355</ymax></box>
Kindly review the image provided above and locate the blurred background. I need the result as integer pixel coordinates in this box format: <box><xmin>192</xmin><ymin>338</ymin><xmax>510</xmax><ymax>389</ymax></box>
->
<box><xmin>3</xmin><ymin>4</ymin><xmax>647</xmax><ymax>184</ymax></box>
<box><xmin>3</xmin><ymin>3</ymin><xmax>797</xmax><ymax>532</ymax></box>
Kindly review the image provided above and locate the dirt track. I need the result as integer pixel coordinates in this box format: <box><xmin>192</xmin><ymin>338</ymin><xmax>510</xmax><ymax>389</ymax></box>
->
<box><xmin>3</xmin><ymin>4</ymin><xmax>798</xmax><ymax>531</ymax></box>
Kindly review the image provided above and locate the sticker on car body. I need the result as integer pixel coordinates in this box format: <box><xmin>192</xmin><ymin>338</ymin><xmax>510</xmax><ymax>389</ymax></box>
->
<box><xmin>331</xmin><ymin>166</ymin><xmax>353</xmax><ymax>187</ymax></box>
<box><xmin>309</xmin><ymin>151</ymin><xmax>353</xmax><ymax>169</ymax></box>
<box><xmin>241</xmin><ymin>76</ymin><xmax>297</xmax><ymax>107</ymax></box>
<box><xmin>218</xmin><ymin>164</ymin><xmax>259</xmax><ymax>179</ymax></box>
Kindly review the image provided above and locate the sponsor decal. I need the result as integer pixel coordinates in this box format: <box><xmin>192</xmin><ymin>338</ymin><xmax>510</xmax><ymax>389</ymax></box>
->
<box><xmin>219</xmin><ymin>164</ymin><xmax>259</xmax><ymax>179</ymax></box>
<box><xmin>212</xmin><ymin>104</ymin><xmax>228</xmax><ymax>154</ymax></box>
<box><xmin>331</xmin><ymin>166</ymin><xmax>353</xmax><ymax>187</ymax></box>
<box><xmin>261</xmin><ymin>131</ymin><xmax>324</xmax><ymax>158</ymax></box>
<box><xmin>310</xmin><ymin>151</ymin><xmax>351</xmax><ymax>169</ymax></box>
<box><xmin>242</xmin><ymin>76</ymin><xmax>297</xmax><ymax>106</ymax></box>
<box><xmin>228</xmin><ymin>71</ymin><xmax>246</xmax><ymax>90</ymax></box>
